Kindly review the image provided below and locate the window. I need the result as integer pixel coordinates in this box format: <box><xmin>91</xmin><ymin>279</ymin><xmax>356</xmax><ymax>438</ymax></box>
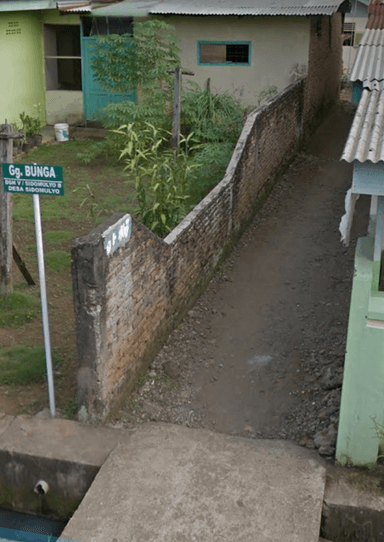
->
<box><xmin>82</xmin><ymin>16</ymin><xmax>133</xmax><ymax>37</ymax></box>
<box><xmin>198</xmin><ymin>41</ymin><xmax>251</xmax><ymax>66</ymax></box>
<box><xmin>44</xmin><ymin>25</ymin><xmax>81</xmax><ymax>90</ymax></box>
<box><xmin>342</xmin><ymin>22</ymin><xmax>364</xmax><ymax>46</ymax></box>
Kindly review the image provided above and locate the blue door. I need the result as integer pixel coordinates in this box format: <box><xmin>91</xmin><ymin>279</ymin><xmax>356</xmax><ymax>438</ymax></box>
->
<box><xmin>81</xmin><ymin>18</ymin><xmax>135</xmax><ymax>121</ymax></box>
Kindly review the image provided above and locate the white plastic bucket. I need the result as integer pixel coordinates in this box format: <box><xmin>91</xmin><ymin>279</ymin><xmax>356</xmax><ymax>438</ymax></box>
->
<box><xmin>54</xmin><ymin>123</ymin><xmax>69</xmax><ymax>142</ymax></box>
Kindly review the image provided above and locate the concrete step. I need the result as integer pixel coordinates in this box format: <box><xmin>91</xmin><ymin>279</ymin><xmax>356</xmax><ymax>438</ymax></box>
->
<box><xmin>321</xmin><ymin>464</ymin><xmax>384</xmax><ymax>541</ymax></box>
<box><xmin>61</xmin><ymin>423</ymin><xmax>326</xmax><ymax>542</ymax></box>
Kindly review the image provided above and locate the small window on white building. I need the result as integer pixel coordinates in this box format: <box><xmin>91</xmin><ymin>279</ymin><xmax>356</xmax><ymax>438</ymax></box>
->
<box><xmin>44</xmin><ymin>25</ymin><xmax>82</xmax><ymax>91</ymax></box>
<box><xmin>343</xmin><ymin>22</ymin><xmax>356</xmax><ymax>46</ymax></box>
<box><xmin>81</xmin><ymin>16</ymin><xmax>133</xmax><ymax>37</ymax></box>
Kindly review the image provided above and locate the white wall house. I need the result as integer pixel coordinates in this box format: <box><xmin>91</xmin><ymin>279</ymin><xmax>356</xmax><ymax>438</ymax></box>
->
<box><xmin>342</xmin><ymin>0</ymin><xmax>368</xmax><ymax>76</ymax></box>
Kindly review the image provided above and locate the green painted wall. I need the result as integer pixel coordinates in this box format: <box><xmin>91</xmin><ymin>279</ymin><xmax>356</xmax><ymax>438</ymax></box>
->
<box><xmin>336</xmin><ymin>230</ymin><xmax>384</xmax><ymax>466</ymax></box>
<box><xmin>0</xmin><ymin>10</ymin><xmax>46</xmax><ymax>126</ymax></box>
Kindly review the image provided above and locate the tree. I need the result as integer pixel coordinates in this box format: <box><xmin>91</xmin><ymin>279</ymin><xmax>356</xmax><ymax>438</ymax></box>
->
<box><xmin>90</xmin><ymin>19</ymin><xmax>181</xmax><ymax>102</ymax></box>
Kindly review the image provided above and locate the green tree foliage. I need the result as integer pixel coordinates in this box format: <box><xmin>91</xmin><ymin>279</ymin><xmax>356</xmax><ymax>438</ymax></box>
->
<box><xmin>181</xmin><ymin>81</ymin><xmax>244</xmax><ymax>145</ymax></box>
<box><xmin>90</xmin><ymin>19</ymin><xmax>180</xmax><ymax>100</ymax></box>
<box><xmin>86</xmin><ymin>20</ymin><xmax>246</xmax><ymax>236</ymax></box>
<box><xmin>115</xmin><ymin>122</ymin><xmax>200</xmax><ymax>237</ymax></box>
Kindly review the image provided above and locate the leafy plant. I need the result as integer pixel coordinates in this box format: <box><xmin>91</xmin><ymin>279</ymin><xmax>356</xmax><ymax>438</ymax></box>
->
<box><xmin>181</xmin><ymin>82</ymin><xmax>244</xmax><ymax>146</ymax></box>
<box><xmin>19</xmin><ymin>110</ymin><xmax>43</xmax><ymax>138</ymax></box>
<box><xmin>75</xmin><ymin>183</ymin><xmax>112</xmax><ymax>222</ymax></box>
<box><xmin>89</xmin><ymin>20</ymin><xmax>245</xmax><ymax>235</ymax></box>
<box><xmin>116</xmin><ymin>122</ymin><xmax>199</xmax><ymax>236</ymax></box>
<box><xmin>61</xmin><ymin>397</ymin><xmax>78</xmax><ymax>419</ymax></box>
<box><xmin>91</xmin><ymin>19</ymin><xmax>180</xmax><ymax>101</ymax></box>
<box><xmin>188</xmin><ymin>141</ymin><xmax>235</xmax><ymax>205</ymax></box>
<box><xmin>76</xmin><ymin>141</ymin><xmax>106</xmax><ymax>165</ymax></box>
<box><xmin>88</xmin><ymin>20</ymin><xmax>182</xmax><ymax>160</ymax></box>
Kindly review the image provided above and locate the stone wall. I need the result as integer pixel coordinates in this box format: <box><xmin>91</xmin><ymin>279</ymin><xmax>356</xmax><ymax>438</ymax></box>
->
<box><xmin>72</xmin><ymin>73</ymin><xmax>340</xmax><ymax>418</ymax></box>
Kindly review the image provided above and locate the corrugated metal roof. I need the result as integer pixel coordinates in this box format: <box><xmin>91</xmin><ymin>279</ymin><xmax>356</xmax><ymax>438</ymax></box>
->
<box><xmin>150</xmin><ymin>0</ymin><xmax>345</xmax><ymax>16</ymax></box>
<box><xmin>357</xmin><ymin>27</ymin><xmax>384</xmax><ymax>45</ymax></box>
<box><xmin>0</xmin><ymin>0</ymin><xmax>55</xmax><ymax>10</ymax></box>
<box><xmin>57</xmin><ymin>0</ymin><xmax>91</xmax><ymax>10</ymax></box>
<box><xmin>88</xmin><ymin>0</ymin><xmax>347</xmax><ymax>17</ymax></box>
<box><xmin>91</xmin><ymin>0</ymin><xmax>157</xmax><ymax>16</ymax></box>
<box><xmin>350</xmin><ymin>29</ymin><xmax>384</xmax><ymax>86</ymax></box>
<box><xmin>57</xmin><ymin>0</ymin><xmax>125</xmax><ymax>11</ymax></box>
<box><xmin>342</xmin><ymin>88</ymin><xmax>384</xmax><ymax>163</ymax></box>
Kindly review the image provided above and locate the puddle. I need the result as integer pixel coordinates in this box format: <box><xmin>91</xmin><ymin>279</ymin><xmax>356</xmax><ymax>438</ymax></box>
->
<box><xmin>248</xmin><ymin>355</ymin><xmax>272</xmax><ymax>366</ymax></box>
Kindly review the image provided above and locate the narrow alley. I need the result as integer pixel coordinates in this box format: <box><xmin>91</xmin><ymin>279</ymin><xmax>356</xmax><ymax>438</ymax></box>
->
<box><xmin>110</xmin><ymin>101</ymin><xmax>370</xmax><ymax>456</ymax></box>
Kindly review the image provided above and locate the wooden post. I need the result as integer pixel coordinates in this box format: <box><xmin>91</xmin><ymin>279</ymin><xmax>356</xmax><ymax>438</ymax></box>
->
<box><xmin>172</xmin><ymin>67</ymin><xmax>182</xmax><ymax>152</ymax></box>
<box><xmin>0</xmin><ymin>121</ymin><xmax>13</xmax><ymax>297</ymax></box>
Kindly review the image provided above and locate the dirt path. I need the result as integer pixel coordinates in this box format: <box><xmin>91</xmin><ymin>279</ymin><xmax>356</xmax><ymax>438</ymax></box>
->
<box><xmin>109</xmin><ymin>102</ymin><xmax>370</xmax><ymax>457</ymax></box>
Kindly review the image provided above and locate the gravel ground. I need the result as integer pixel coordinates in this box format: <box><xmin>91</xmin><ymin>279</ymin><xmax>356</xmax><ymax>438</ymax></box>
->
<box><xmin>106</xmin><ymin>100</ymin><xmax>370</xmax><ymax>461</ymax></box>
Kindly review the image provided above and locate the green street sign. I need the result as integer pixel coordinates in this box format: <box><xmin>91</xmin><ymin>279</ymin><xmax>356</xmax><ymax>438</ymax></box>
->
<box><xmin>2</xmin><ymin>163</ymin><xmax>64</xmax><ymax>196</ymax></box>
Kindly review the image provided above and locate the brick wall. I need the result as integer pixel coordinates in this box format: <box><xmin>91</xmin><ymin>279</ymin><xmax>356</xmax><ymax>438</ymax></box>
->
<box><xmin>72</xmin><ymin>59</ymin><xmax>341</xmax><ymax>418</ymax></box>
<box><xmin>304</xmin><ymin>13</ymin><xmax>343</xmax><ymax>130</ymax></box>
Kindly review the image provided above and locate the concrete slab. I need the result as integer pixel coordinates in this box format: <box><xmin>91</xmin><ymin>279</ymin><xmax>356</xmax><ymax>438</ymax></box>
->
<box><xmin>324</xmin><ymin>465</ymin><xmax>384</xmax><ymax>510</ymax></box>
<box><xmin>321</xmin><ymin>465</ymin><xmax>384</xmax><ymax>541</ymax></box>
<box><xmin>0</xmin><ymin>414</ymin><xmax>14</xmax><ymax>438</ymax></box>
<box><xmin>0</xmin><ymin>415</ymin><xmax>127</xmax><ymax>466</ymax></box>
<box><xmin>61</xmin><ymin>423</ymin><xmax>326</xmax><ymax>542</ymax></box>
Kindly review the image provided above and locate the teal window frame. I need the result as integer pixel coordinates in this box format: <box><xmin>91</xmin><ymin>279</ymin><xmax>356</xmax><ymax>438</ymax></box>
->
<box><xmin>197</xmin><ymin>41</ymin><xmax>251</xmax><ymax>66</ymax></box>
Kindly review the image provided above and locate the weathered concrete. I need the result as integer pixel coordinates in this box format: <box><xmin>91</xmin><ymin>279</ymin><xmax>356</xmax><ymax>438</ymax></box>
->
<box><xmin>61</xmin><ymin>423</ymin><xmax>326</xmax><ymax>542</ymax></box>
<box><xmin>0</xmin><ymin>416</ymin><xmax>126</xmax><ymax>466</ymax></box>
<box><xmin>0</xmin><ymin>416</ymin><xmax>128</xmax><ymax>518</ymax></box>
<box><xmin>0</xmin><ymin>414</ymin><xmax>13</xmax><ymax>438</ymax></box>
<box><xmin>321</xmin><ymin>465</ymin><xmax>384</xmax><ymax>541</ymax></box>
<box><xmin>2</xmin><ymin>416</ymin><xmax>384</xmax><ymax>541</ymax></box>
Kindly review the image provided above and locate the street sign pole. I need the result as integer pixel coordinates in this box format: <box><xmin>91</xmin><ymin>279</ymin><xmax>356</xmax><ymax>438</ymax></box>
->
<box><xmin>33</xmin><ymin>193</ymin><xmax>56</xmax><ymax>418</ymax></box>
<box><xmin>2</xmin><ymin>162</ymin><xmax>64</xmax><ymax>417</ymax></box>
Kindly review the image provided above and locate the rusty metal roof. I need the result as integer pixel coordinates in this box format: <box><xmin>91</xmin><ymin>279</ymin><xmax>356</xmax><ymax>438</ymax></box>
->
<box><xmin>342</xmin><ymin>88</ymin><xmax>384</xmax><ymax>163</ymax></box>
<box><xmin>87</xmin><ymin>0</ymin><xmax>348</xmax><ymax>17</ymax></box>
<box><xmin>367</xmin><ymin>0</ymin><xmax>384</xmax><ymax>28</ymax></box>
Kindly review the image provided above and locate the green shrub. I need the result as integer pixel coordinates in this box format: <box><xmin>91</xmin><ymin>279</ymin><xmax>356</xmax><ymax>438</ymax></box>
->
<box><xmin>188</xmin><ymin>141</ymin><xmax>235</xmax><ymax>206</ymax></box>
<box><xmin>116</xmin><ymin>122</ymin><xmax>199</xmax><ymax>236</ymax></box>
<box><xmin>89</xmin><ymin>19</ymin><xmax>245</xmax><ymax>235</ymax></box>
<box><xmin>181</xmin><ymin>82</ymin><xmax>244</xmax><ymax>145</ymax></box>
